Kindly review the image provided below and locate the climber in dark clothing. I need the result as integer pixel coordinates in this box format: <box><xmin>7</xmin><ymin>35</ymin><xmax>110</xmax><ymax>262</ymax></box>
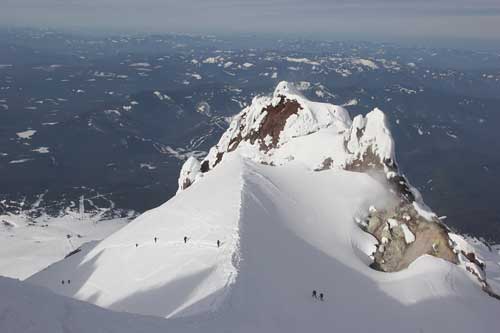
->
<box><xmin>154</xmin><ymin>237</ymin><xmax>157</xmax><ymax>243</ymax></box>
<box><xmin>136</xmin><ymin>243</ymin><xmax>138</xmax><ymax>247</ymax></box>
<box><xmin>184</xmin><ymin>236</ymin><xmax>188</xmax><ymax>244</ymax></box>
<box><xmin>312</xmin><ymin>290</ymin><xmax>317</xmax><ymax>298</ymax></box>
<box><xmin>319</xmin><ymin>293</ymin><xmax>324</xmax><ymax>301</ymax></box>
<box><xmin>67</xmin><ymin>280</ymin><xmax>71</xmax><ymax>284</ymax></box>
<box><xmin>61</xmin><ymin>280</ymin><xmax>64</xmax><ymax>285</ymax></box>
<box><xmin>217</xmin><ymin>240</ymin><xmax>220</xmax><ymax>248</ymax></box>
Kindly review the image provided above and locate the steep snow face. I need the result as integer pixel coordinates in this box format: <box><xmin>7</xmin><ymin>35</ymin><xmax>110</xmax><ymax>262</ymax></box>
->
<box><xmin>180</xmin><ymin>81</ymin><xmax>398</xmax><ymax>193</ymax></box>
<box><xmin>28</xmin><ymin>157</ymin><xmax>500</xmax><ymax>331</ymax></box>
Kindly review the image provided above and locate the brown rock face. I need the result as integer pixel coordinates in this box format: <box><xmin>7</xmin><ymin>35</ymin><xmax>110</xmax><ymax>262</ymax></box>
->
<box><xmin>232</xmin><ymin>95</ymin><xmax>302</xmax><ymax>151</ymax></box>
<box><xmin>209</xmin><ymin>96</ymin><xmax>302</xmax><ymax>170</ymax></box>
<box><xmin>254</xmin><ymin>96</ymin><xmax>302</xmax><ymax>148</ymax></box>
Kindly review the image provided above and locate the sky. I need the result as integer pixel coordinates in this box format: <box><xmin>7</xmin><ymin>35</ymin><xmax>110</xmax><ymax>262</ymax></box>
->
<box><xmin>0</xmin><ymin>0</ymin><xmax>499</xmax><ymax>42</ymax></box>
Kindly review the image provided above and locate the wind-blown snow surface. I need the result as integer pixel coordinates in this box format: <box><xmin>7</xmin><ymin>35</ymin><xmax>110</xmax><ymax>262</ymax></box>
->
<box><xmin>29</xmin><ymin>155</ymin><xmax>500</xmax><ymax>332</ymax></box>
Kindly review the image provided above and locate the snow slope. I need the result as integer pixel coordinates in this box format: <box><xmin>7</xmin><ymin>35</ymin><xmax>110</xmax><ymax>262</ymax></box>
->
<box><xmin>28</xmin><ymin>155</ymin><xmax>500</xmax><ymax>331</ymax></box>
<box><xmin>29</xmin><ymin>156</ymin><xmax>243</xmax><ymax>319</ymax></box>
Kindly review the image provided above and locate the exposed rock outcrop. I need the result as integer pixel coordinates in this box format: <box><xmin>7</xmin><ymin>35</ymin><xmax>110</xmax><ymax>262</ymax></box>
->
<box><xmin>362</xmin><ymin>203</ymin><xmax>456</xmax><ymax>272</ymax></box>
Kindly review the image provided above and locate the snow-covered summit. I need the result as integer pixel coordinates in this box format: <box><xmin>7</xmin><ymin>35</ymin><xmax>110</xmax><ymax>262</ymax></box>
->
<box><xmin>177</xmin><ymin>81</ymin><xmax>498</xmax><ymax>289</ymax></box>
<box><xmin>179</xmin><ymin>81</ymin><xmax>398</xmax><ymax>192</ymax></box>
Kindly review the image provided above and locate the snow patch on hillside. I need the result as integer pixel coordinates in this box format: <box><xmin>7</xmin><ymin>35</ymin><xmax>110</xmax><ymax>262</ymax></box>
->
<box><xmin>16</xmin><ymin>129</ymin><xmax>37</xmax><ymax>139</ymax></box>
<box><xmin>32</xmin><ymin>147</ymin><xmax>50</xmax><ymax>154</ymax></box>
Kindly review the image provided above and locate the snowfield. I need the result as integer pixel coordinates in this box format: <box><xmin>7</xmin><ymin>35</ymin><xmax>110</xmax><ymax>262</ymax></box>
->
<box><xmin>28</xmin><ymin>155</ymin><xmax>500</xmax><ymax>332</ymax></box>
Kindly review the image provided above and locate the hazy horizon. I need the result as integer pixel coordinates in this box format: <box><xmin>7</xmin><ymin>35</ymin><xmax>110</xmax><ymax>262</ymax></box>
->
<box><xmin>1</xmin><ymin>0</ymin><xmax>499</xmax><ymax>48</ymax></box>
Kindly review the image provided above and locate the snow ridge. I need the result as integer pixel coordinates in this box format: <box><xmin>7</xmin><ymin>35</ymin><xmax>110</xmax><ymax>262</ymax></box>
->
<box><xmin>29</xmin><ymin>155</ymin><xmax>245</xmax><ymax>319</ymax></box>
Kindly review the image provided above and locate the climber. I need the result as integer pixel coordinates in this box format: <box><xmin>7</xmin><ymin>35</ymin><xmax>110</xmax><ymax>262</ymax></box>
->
<box><xmin>217</xmin><ymin>240</ymin><xmax>221</xmax><ymax>248</ymax></box>
<box><xmin>154</xmin><ymin>237</ymin><xmax>158</xmax><ymax>243</ymax></box>
<box><xmin>136</xmin><ymin>243</ymin><xmax>138</xmax><ymax>247</ymax></box>
<box><xmin>67</xmin><ymin>280</ymin><xmax>70</xmax><ymax>285</ymax></box>
<box><xmin>184</xmin><ymin>236</ymin><xmax>188</xmax><ymax>244</ymax></box>
<box><xmin>61</xmin><ymin>280</ymin><xmax>64</xmax><ymax>285</ymax></box>
<box><xmin>312</xmin><ymin>290</ymin><xmax>317</xmax><ymax>298</ymax></box>
<box><xmin>320</xmin><ymin>293</ymin><xmax>324</xmax><ymax>301</ymax></box>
